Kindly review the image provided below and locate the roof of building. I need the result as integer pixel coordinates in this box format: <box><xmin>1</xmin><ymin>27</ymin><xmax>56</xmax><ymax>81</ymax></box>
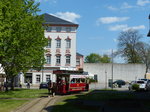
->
<box><xmin>43</xmin><ymin>13</ymin><xmax>78</xmax><ymax>27</ymax></box>
<box><xmin>76</xmin><ymin>52</ymin><xmax>84</xmax><ymax>57</ymax></box>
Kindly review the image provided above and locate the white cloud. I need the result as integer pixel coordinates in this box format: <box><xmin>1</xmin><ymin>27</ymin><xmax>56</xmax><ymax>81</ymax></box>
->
<box><xmin>54</xmin><ymin>12</ymin><xmax>81</xmax><ymax>23</ymax></box>
<box><xmin>107</xmin><ymin>6</ymin><xmax>118</xmax><ymax>11</ymax></box>
<box><xmin>109</xmin><ymin>24</ymin><xmax>145</xmax><ymax>31</ymax></box>
<box><xmin>35</xmin><ymin>0</ymin><xmax>48</xmax><ymax>2</ymax></box>
<box><xmin>137</xmin><ymin>0</ymin><xmax>150</xmax><ymax>6</ymax></box>
<box><xmin>121</xmin><ymin>2</ymin><xmax>134</xmax><ymax>9</ymax></box>
<box><xmin>97</xmin><ymin>17</ymin><xmax>129</xmax><ymax>25</ymax></box>
<box><xmin>109</xmin><ymin>24</ymin><xmax>128</xmax><ymax>31</ymax></box>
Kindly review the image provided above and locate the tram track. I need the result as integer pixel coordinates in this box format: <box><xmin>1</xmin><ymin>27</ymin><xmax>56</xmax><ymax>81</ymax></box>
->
<box><xmin>14</xmin><ymin>92</ymin><xmax>87</xmax><ymax>112</ymax></box>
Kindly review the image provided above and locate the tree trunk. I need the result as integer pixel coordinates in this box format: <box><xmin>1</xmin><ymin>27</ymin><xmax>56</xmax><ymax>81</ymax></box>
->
<box><xmin>5</xmin><ymin>77</ymin><xmax>8</xmax><ymax>92</ymax></box>
<box><xmin>10</xmin><ymin>76</ymin><xmax>14</xmax><ymax>90</ymax></box>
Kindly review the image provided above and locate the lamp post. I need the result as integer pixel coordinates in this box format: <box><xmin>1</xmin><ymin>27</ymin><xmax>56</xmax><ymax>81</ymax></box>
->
<box><xmin>147</xmin><ymin>14</ymin><xmax>150</xmax><ymax>37</ymax></box>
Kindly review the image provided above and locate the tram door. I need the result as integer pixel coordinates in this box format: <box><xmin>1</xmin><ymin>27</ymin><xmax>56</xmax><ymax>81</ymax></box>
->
<box><xmin>56</xmin><ymin>75</ymin><xmax>70</xmax><ymax>94</ymax></box>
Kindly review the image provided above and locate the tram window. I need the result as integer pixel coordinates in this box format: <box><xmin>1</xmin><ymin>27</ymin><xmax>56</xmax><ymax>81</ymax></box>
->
<box><xmin>71</xmin><ymin>78</ymin><xmax>75</xmax><ymax>83</ymax></box>
<box><xmin>76</xmin><ymin>78</ymin><xmax>80</xmax><ymax>83</ymax></box>
<box><xmin>81</xmin><ymin>78</ymin><xmax>85</xmax><ymax>83</ymax></box>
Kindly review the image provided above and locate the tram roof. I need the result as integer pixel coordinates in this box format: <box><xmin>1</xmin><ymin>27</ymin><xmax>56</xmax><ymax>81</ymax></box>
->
<box><xmin>53</xmin><ymin>70</ymin><xmax>84</xmax><ymax>75</ymax></box>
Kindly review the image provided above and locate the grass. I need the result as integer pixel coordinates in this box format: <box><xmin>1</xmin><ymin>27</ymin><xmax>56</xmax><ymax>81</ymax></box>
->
<box><xmin>52</xmin><ymin>90</ymin><xmax>135</xmax><ymax>112</ymax></box>
<box><xmin>0</xmin><ymin>88</ymin><xmax>48</xmax><ymax>98</ymax></box>
<box><xmin>0</xmin><ymin>88</ymin><xmax>48</xmax><ymax>112</ymax></box>
<box><xmin>0</xmin><ymin>99</ymin><xmax>28</xmax><ymax>112</ymax></box>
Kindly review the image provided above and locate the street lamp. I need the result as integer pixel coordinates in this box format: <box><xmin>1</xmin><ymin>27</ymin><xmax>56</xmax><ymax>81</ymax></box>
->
<box><xmin>147</xmin><ymin>14</ymin><xmax>150</xmax><ymax>37</ymax></box>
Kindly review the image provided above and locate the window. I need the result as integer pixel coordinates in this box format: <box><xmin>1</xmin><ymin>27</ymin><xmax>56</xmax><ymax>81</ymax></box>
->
<box><xmin>36</xmin><ymin>75</ymin><xmax>40</xmax><ymax>83</ymax></box>
<box><xmin>46</xmin><ymin>75</ymin><xmax>51</xmax><ymax>82</ymax></box>
<box><xmin>66</xmin><ymin>56</ymin><xmax>71</xmax><ymax>64</ymax></box>
<box><xmin>46</xmin><ymin>26</ymin><xmax>52</xmax><ymax>32</ymax></box>
<box><xmin>76</xmin><ymin>58</ymin><xmax>80</xmax><ymax>66</ymax></box>
<box><xmin>56</xmin><ymin>39</ymin><xmax>61</xmax><ymax>48</ymax></box>
<box><xmin>46</xmin><ymin>56</ymin><xmax>51</xmax><ymax>64</ymax></box>
<box><xmin>56</xmin><ymin>27</ymin><xmax>61</xmax><ymax>32</ymax></box>
<box><xmin>56</xmin><ymin>55</ymin><xmax>61</xmax><ymax>65</ymax></box>
<box><xmin>66</xmin><ymin>39</ymin><xmax>71</xmax><ymax>48</ymax></box>
<box><xmin>66</xmin><ymin>27</ymin><xmax>71</xmax><ymax>32</ymax></box>
<box><xmin>47</xmin><ymin>39</ymin><xmax>51</xmax><ymax>48</ymax></box>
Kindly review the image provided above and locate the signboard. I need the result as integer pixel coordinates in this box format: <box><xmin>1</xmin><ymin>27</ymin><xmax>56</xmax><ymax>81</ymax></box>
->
<box><xmin>70</xmin><ymin>75</ymin><xmax>87</xmax><ymax>78</ymax></box>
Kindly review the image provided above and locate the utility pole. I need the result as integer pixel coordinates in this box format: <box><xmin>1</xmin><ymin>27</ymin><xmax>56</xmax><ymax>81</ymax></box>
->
<box><xmin>105</xmin><ymin>70</ymin><xmax>107</xmax><ymax>89</ymax></box>
<box><xmin>111</xmin><ymin>49</ymin><xmax>114</xmax><ymax>90</ymax></box>
<box><xmin>147</xmin><ymin>14</ymin><xmax>150</xmax><ymax>37</ymax></box>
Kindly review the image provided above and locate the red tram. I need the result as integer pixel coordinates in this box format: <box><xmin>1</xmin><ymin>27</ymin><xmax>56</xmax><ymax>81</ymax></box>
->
<box><xmin>53</xmin><ymin>70</ymin><xmax>89</xmax><ymax>94</ymax></box>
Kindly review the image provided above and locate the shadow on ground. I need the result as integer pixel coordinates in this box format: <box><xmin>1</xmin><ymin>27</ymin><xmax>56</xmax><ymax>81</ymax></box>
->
<box><xmin>43</xmin><ymin>90</ymin><xmax>150</xmax><ymax>112</ymax></box>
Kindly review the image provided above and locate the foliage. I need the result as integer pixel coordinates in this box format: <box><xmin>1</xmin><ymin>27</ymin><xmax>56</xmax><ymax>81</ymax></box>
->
<box><xmin>85</xmin><ymin>53</ymin><xmax>111</xmax><ymax>63</ymax></box>
<box><xmin>131</xmin><ymin>84</ymin><xmax>139</xmax><ymax>91</ymax></box>
<box><xmin>88</xmin><ymin>78</ymin><xmax>97</xmax><ymax>83</ymax></box>
<box><xmin>116</xmin><ymin>29</ymin><xmax>142</xmax><ymax>63</ymax></box>
<box><xmin>0</xmin><ymin>0</ymin><xmax>47</xmax><ymax>90</ymax></box>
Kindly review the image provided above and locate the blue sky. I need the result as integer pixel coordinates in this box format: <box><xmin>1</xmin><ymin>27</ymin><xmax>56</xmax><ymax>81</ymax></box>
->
<box><xmin>35</xmin><ymin>0</ymin><xmax>150</xmax><ymax>63</ymax></box>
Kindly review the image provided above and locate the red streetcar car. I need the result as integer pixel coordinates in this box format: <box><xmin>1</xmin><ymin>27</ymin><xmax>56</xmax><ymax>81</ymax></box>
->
<box><xmin>53</xmin><ymin>70</ymin><xmax>89</xmax><ymax>94</ymax></box>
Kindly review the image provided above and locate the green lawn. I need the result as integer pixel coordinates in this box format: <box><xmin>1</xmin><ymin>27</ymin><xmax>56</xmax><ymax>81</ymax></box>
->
<box><xmin>0</xmin><ymin>99</ymin><xmax>28</xmax><ymax>112</ymax></box>
<box><xmin>52</xmin><ymin>90</ymin><xmax>135</xmax><ymax>112</ymax></box>
<box><xmin>0</xmin><ymin>88</ymin><xmax>48</xmax><ymax>112</ymax></box>
<box><xmin>0</xmin><ymin>88</ymin><xmax>48</xmax><ymax>98</ymax></box>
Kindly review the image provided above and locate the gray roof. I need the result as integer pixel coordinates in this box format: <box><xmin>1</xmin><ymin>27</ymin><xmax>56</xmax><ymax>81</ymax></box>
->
<box><xmin>43</xmin><ymin>13</ymin><xmax>78</xmax><ymax>26</ymax></box>
<box><xmin>76</xmin><ymin>52</ymin><xmax>84</xmax><ymax>57</ymax></box>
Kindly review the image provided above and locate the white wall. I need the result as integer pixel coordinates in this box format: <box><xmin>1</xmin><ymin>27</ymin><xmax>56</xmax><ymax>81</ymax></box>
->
<box><xmin>84</xmin><ymin>63</ymin><xmax>146</xmax><ymax>85</ymax></box>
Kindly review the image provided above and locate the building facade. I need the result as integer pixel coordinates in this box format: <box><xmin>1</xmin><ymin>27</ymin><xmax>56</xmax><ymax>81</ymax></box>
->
<box><xmin>19</xmin><ymin>13</ymin><xmax>82</xmax><ymax>86</ymax></box>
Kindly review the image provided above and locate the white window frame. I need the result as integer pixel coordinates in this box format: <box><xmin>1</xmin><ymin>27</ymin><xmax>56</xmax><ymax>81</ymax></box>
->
<box><xmin>76</xmin><ymin>58</ymin><xmax>80</xmax><ymax>66</ymax></box>
<box><xmin>36</xmin><ymin>75</ymin><xmax>41</xmax><ymax>83</ymax></box>
<box><xmin>46</xmin><ymin>55</ymin><xmax>51</xmax><ymax>64</ymax></box>
<box><xmin>66</xmin><ymin>27</ymin><xmax>71</xmax><ymax>32</ymax></box>
<box><xmin>56</xmin><ymin>39</ymin><xmax>61</xmax><ymax>48</ymax></box>
<box><xmin>66</xmin><ymin>56</ymin><xmax>71</xmax><ymax>64</ymax></box>
<box><xmin>56</xmin><ymin>55</ymin><xmax>61</xmax><ymax>65</ymax></box>
<box><xmin>66</xmin><ymin>39</ymin><xmax>71</xmax><ymax>48</ymax></box>
<box><xmin>56</xmin><ymin>27</ymin><xmax>61</xmax><ymax>32</ymax></box>
<box><xmin>47</xmin><ymin>39</ymin><xmax>51</xmax><ymax>48</ymax></box>
<box><xmin>46</xmin><ymin>75</ymin><xmax>51</xmax><ymax>82</ymax></box>
<box><xmin>46</xmin><ymin>26</ymin><xmax>52</xmax><ymax>32</ymax></box>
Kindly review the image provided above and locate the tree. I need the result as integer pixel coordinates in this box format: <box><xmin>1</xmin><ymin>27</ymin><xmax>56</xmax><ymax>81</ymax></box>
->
<box><xmin>136</xmin><ymin>42</ymin><xmax>150</xmax><ymax>77</ymax></box>
<box><xmin>100</xmin><ymin>54</ymin><xmax>111</xmax><ymax>63</ymax></box>
<box><xmin>85</xmin><ymin>53</ymin><xmax>111</xmax><ymax>63</ymax></box>
<box><xmin>117</xmin><ymin>29</ymin><xmax>142</xmax><ymax>63</ymax></box>
<box><xmin>85</xmin><ymin>53</ymin><xmax>101</xmax><ymax>63</ymax></box>
<box><xmin>0</xmin><ymin>0</ymin><xmax>47</xmax><ymax>90</ymax></box>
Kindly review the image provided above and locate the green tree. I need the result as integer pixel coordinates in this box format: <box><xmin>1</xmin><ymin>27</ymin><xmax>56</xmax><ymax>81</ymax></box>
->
<box><xmin>100</xmin><ymin>54</ymin><xmax>111</xmax><ymax>63</ymax></box>
<box><xmin>85</xmin><ymin>53</ymin><xmax>101</xmax><ymax>63</ymax></box>
<box><xmin>85</xmin><ymin>53</ymin><xmax>111</xmax><ymax>63</ymax></box>
<box><xmin>0</xmin><ymin>0</ymin><xmax>47</xmax><ymax>90</ymax></box>
<box><xmin>117</xmin><ymin>29</ymin><xmax>142</xmax><ymax>63</ymax></box>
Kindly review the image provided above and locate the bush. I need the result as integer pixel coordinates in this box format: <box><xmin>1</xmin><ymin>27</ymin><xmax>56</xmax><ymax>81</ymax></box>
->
<box><xmin>132</xmin><ymin>84</ymin><xmax>139</xmax><ymax>91</ymax></box>
<box><xmin>89</xmin><ymin>78</ymin><xmax>97</xmax><ymax>83</ymax></box>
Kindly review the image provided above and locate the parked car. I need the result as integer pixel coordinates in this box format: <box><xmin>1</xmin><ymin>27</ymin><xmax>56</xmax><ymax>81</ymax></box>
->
<box><xmin>145</xmin><ymin>80</ymin><xmax>150</xmax><ymax>91</ymax></box>
<box><xmin>113</xmin><ymin>80</ymin><xmax>126</xmax><ymax>88</ymax></box>
<box><xmin>138</xmin><ymin>78</ymin><xmax>149</xmax><ymax>82</ymax></box>
<box><xmin>128</xmin><ymin>81</ymin><xmax>136</xmax><ymax>90</ymax></box>
<box><xmin>39</xmin><ymin>82</ymin><xmax>48</xmax><ymax>89</ymax></box>
<box><xmin>129</xmin><ymin>80</ymin><xmax>150</xmax><ymax>91</ymax></box>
